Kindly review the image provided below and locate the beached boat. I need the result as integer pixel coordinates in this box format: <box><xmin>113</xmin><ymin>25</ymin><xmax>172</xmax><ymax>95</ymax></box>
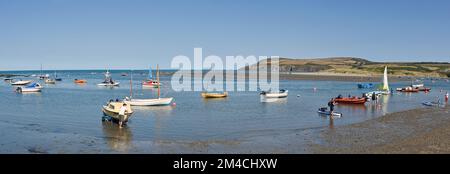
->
<box><xmin>97</xmin><ymin>70</ymin><xmax>120</xmax><ymax>86</ymax></box>
<box><xmin>366</xmin><ymin>66</ymin><xmax>391</xmax><ymax>97</ymax></box>
<box><xmin>422</xmin><ymin>101</ymin><xmax>445</xmax><ymax>107</ymax></box>
<box><xmin>317</xmin><ymin>107</ymin><xmax>342</xmax><ymax>117</ymax></box>
<box><xmin>3</xmin><ymin>78</ymin><xmax>13</xmax><ymax>82</ymax></box>
<box><xmin>11</xmin><ymin>80</ymin><xmax>32</xmax><ymax>86</ymax></box>
<box><xmin>16</xmin><ymin>83</ymin><xmax>42</xmax><ymax>93</ymax></box>
<box><xmin>201</xmin><ymin>92</ymin><xmax>228</xmax><ymax>98</ymax></box>
<box><xmin>124</xmin><ymin>65</ymin><xmax>173</xmax><ymax>106</ymax></box>
<box><xmin>74</xmin><ymin>79</ymin><xmax>88</xmax><ymax>84</ymax></box>
<box><xmin>142</xmin><ymin>67</ymin><xmax>160</xmax><ymax>88</ymax></box>
<box><xmin>260</xmin><ymin>89</ymin><xmax>288</xmax><ymax>98</ymax></box>
<box><xmin>102</xmin><ymin>101</ymin><xmax>133</xmax><ymax>125</ymax></box>
<box><xmin>333</xmin><ymin>97</ymin><xmax>367</xmax><ymax>104</ymax></box>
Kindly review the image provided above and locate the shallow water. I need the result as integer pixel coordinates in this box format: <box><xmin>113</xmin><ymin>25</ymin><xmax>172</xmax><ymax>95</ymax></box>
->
<box><xmin>0</xmin><ymin>70</ymin><xmax>449</xmax><ymax>153</ymax></box>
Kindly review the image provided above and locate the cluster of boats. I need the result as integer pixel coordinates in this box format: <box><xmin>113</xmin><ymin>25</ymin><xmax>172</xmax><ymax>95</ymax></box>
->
<box><xmin>320</xmin><ymin>66</ymin><xmax>445</xmax><ymax>117</ymax></box>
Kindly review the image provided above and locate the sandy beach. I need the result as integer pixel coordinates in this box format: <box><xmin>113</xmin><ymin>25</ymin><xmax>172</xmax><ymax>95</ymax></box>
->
<box><xmin>311</xmin><ymin>105</ymin><xmax>450</xmax><ymax>153</ymax></box>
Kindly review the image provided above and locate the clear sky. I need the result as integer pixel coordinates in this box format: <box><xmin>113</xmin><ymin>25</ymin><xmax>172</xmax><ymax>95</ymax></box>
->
<box><xmin>1</xmin><ymin>0</ymin><xmax>449</xmax><ymax>70</ymax></box>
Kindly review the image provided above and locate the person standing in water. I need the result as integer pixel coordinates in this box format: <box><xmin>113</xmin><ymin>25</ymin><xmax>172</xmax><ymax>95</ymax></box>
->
<box><xmin>118</xmin><ymin>104</ymin><xmax>127</xmax><ymax>128</ymax></box>
<box><xmin>328</xmin><ymin>98</ymin><xmax>336</xmax><ymax>115</ymax></box>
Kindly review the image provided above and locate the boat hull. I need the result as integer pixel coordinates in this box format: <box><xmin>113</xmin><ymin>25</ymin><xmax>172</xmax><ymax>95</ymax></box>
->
<box><xmin>201</xmin><ymin>92</ymin><xmax>228</xmax><ymax>98</ymax></box>
<box><xmin>11</xmin><ymin>81</ymin><xmax>32</xmax><ymax>86</ymax></box>
<box><xmin>97</xmin><ymin>82</ymin><xmax>120</xmax><ymax>86</ymax></box>
<box><xmin>124</xmin><ymin>97</ymin><xmax>173</xmax><ymax>106</ymax></box>
<box><xmin>333</xmin><ymin>98</ymin><xmax>367</xmax><ymax>104</ymax></box>
<box><xmin>260</xmin><ymin>90</ymin><xmax>288</xmax><ymax>98</ymax></box>
<box><xmin>16</xmin><ymin>87</ymin><xmax>41</xmax><ymax>93</ymax></box>
<box><xmin>102</xmin><ymin>103</ymin><xmax>133</xmax><ymax>123</ymax></box>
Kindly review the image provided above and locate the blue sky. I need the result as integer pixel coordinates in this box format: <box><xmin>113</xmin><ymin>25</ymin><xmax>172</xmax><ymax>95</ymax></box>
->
<box><xmin>1</xmin><ymin>0</ymin><xmax>449</xmax><ymax>70</ymax></box>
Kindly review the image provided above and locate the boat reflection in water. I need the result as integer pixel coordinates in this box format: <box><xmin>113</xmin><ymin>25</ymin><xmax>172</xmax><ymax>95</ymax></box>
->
<box><xmin>132</xmin><ymin>105</ymin><xmax>174</xmax><ymax>116</ymax></box>
<box><xmin>102</xmin><ymin>121</ymin><xmax>133</xmax><ymax>152</ymax></box>
<box><xmin>366</xmin><ymin>95</ymin><xmax>391</xmax><ymax>116</ymax></box>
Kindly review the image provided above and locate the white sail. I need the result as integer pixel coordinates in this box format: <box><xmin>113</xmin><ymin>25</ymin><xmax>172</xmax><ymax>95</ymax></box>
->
<box><xmin>382</xmin><ymin>66</ymin><xmax>389</xmax><ymax>91</ymax></box>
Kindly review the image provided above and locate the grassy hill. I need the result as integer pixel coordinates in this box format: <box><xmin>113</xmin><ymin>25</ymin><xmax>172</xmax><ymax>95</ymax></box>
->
<box><xmin>245</xmin><ymin>57</ymin><xmax>450</xmax><ymax>77</ymax></box>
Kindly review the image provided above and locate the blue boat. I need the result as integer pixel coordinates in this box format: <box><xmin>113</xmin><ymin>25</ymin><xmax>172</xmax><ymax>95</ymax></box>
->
<box><xmin>357</xmin><ymin>83</ymin><xmax>374</xmax><ymax>89</ymax></box>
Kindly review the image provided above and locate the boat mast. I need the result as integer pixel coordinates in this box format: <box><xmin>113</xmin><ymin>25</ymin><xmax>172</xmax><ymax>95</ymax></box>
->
<box><xmin>157</xmin><ymin>65</ymin><xmax>160</xmax><ymax>99</ymax></box>
<box><xmin>130</xmin><ymin>70</ymin><xmax>133</xmax><ymax>98</ymax></box>
<box><xmin>149</xmin><ymin>66</ymin><xmax>153</xmax><ymax>80</ymax></box>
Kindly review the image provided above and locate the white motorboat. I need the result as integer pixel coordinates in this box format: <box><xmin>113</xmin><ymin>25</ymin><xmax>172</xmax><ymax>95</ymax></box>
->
<box><xmin>260</xmin><ymin>89</ymin><xmax>288</xmax><ymax>98</ymax></box>
<box><xmin>16</xmin><ymin>83</ymin><xmax>42</xmax><ymax>93</ymax></box>
<box><xmin>11</xmin><ymin>80</ymin><xmax>32</xmax><ymax>86</ymax></box>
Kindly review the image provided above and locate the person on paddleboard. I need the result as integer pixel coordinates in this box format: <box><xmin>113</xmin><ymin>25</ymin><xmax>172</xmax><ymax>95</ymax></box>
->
<box><xmin>328</xmin><ymin>98</ymin><xmax>336</xmax><ymax>115</ymax></box>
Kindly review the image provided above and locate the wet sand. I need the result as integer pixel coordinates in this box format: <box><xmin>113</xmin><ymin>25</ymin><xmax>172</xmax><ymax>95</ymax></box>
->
<box><xmin>311</xmin><ymin>105</ymin><xmax>450</xmax><ymax>153</ymax></box>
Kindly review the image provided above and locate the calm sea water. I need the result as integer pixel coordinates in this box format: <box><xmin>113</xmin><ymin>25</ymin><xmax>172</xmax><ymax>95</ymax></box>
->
<box><xmin>0</xmin><ymin>70</ymin><xmax>449</xmax><ymax>153</ymax></box>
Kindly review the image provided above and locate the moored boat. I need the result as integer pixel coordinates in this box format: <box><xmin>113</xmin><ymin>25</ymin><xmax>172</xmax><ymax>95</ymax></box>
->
<box><xmin>201</xmin><ymin>92</ymin><xmax>228</xmax><ymax>98</ymax></box>
<box><xmin>74</xmin><ymin>79</ymin><xmax>88</xmax><ymax>84</ymax></box>
<box><xmin>333</xmin><ymin>97</ymin><xmax>367</xmax><ymax>104</ymax></box>
<box><xmin>396</xmin><ymin>86</ymin><xmax>419</xmax><ymax>92</ymax></box>
<box><xmin>16</xmin><ymin>83</ymin><xmax>42</xmax><ymax>93</ymax></box>
<box><xmin>45</xmin><ymin>78</ymin><xmax>56</xmax><ymax>84</ymax></box>
<box><xmin>97</xmin><ymin>70</ymin><xmax>120</xmax><ymax>86</ymax></box>
<box><xmin>142</xmin><ymin>67</ymin><xmax>160</xmax><ymax>88</ymax></box>
<box><xmin>260</xmin><ymin>89</ymin><xmax>288</xmax><ymax>98</ymax></box>
<box><xmin>124</xmin><ymin>65</ymin><xmax>174</xmax><ymax>106</ymax></box>
<box><xmin>357</xmin><ymin>83</ymin><xmax>374</xmax><ymax>89</ymax></box>
<box><xmin>11</xmin><ymin>80</ymin><xmax>32</xmax><ymax>86</ymax></box>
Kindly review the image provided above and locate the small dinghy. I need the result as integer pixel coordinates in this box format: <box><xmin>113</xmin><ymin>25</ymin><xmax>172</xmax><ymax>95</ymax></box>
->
<box><xmin>317</xmin><ymin>107</ymin><xmax>342</xmax><ymax>117</ymax></box>
<box><xmin>74</xmin><ymin>79</ymin><xmax>88</xmax><ymax>84</ymax></box>
<box><xmin>260</xmin><ymin>89</ymin><xmax>288</xmax><ymax>98</ymax></box>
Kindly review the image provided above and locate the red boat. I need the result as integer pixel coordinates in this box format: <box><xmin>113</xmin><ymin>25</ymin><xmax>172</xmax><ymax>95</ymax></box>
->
<box><xmin>142</xmin><ymin>80</ymin><xmax>160</xmax><ymax>88</ymax></box>
<box><xmin>396</xmin><ymin>87</ymin><xmax>419</xmax><ymax>92</ymax></box>
<box><xmin>333</xmin><ymin>97</ymin><xmax>367</xmax><ymax>104</ymax></box>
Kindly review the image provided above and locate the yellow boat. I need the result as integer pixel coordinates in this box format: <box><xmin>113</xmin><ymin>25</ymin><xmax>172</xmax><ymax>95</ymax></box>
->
<box><xmin>102</xmin><ymin>101</ymin><xmax>133</xmax><ymax>126</ymax></box>
<box><xmin>201</xmin><ymin>92</ymin><xmax>228</xmax><ymax>98</ymax></box>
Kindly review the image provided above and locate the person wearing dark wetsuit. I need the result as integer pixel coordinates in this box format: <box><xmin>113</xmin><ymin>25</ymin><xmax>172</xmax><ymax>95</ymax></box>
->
<box><xmin>328</xmin><ymin>98</ymin><xmax>335</xmax><ymax>114</ymax></box>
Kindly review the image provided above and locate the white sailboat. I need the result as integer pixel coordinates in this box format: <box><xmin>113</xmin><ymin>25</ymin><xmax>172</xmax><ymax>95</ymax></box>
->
<box><xmin>125</xmin><ymin>65</ymin><xmax>173</xmax><ymax>106</ymax></box>
<box><xmin>366</xmin><ymin>66</ymin><xmax>391</xmax><ymax>98</ymax></box>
